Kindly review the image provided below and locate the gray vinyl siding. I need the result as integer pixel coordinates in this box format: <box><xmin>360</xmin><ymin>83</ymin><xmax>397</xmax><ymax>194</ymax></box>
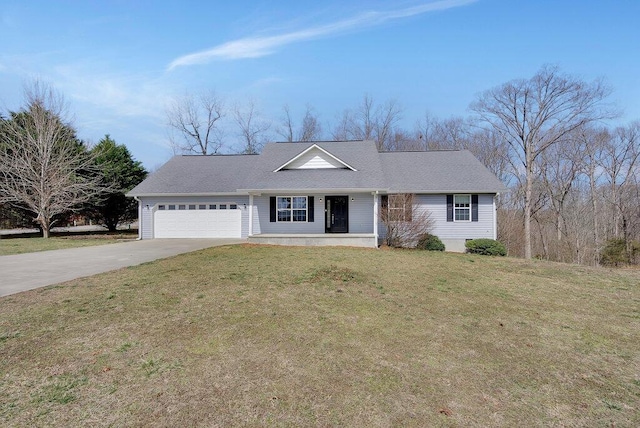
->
<box><xmin>377</xmin><ymin>194</ymin><xmax>496</xmax><ymax>240</ymax></box>
<box><xmin>254</xmin><ymin>193</ymin><xmax>375</xmax><ymax>234</ymax></box>
<box><xmin>255</xmin><ymin>194</ymin><xmax>324</xmax><ymax>234</ymax></box>
<box><xmin>425</xmin><ymin>194</ymin><xmax>495</xmax><ymax>239</ymax></box>
<box><xmin>348</xmin><ymin>194</ymin><xmax>374</xmax><ymax>233</ymax></box>
<box><xmin>137</xmin><ymin>195</ymin><xmax>250</xmax><ymax>239</ymax></box>
<box><xmin>141</xmin><ymin>201</ymin><xmax>153</xmax><ymax>239</ymax></box>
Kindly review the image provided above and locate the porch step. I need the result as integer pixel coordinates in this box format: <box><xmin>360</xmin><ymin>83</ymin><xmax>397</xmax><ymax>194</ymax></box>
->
<box><xmin>248</xmin><ymin>234</ymin><xmax>377</xmax><ymax>248</ymax></box>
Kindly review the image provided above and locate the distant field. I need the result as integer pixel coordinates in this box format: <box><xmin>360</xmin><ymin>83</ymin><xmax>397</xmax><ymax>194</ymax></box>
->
<box><xmin>1</xmin><ymin>245</ymin><xmax>638</xmax><ymax>426</ymax></box>
<box><xmin>0</xmin><ymin>234</ymin><xmax>136</xmax><ymax>256</ymax></box>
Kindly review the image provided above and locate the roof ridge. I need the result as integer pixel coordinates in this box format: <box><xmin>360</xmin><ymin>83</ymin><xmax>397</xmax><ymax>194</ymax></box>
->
<box><xmin>178</xmin><ymin>153</ymin><xmax>259</xmax><ymax>157</ymax></box>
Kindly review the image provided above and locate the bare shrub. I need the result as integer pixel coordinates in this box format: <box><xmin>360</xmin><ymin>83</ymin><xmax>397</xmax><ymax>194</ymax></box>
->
<box><xmin>380</xmin><ymin>194</ymin><xmax>434</xmax><ymax>247</ymax></box>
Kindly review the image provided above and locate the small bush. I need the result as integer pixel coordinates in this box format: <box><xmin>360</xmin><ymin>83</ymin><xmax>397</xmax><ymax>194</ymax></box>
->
<box><xmin>416</xmin><ymin>233</ymin><xmax>445</xmax><ymax>251</ymax></box>
<box><xmin>600</xmin><ymin>239</ymin><xmax>627</xmax><ymax>267</ymax></box>
<box><xmin>600</xmin><ymin>238</ymin><xmax>640</xmax><ymax>266</ymax></box>
<box><xmin>465</xmin><ymin>239</ymin><xmax>506</xmax><ymax>256</ymax></box>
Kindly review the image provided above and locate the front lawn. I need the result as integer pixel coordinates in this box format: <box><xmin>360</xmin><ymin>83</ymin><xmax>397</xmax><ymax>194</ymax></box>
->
<box><xmin>0</xmin><ymin>245</ymin><xmax>638</xmax><ymax>426</ymax></box>
<box><xmin>0</xmin><ymin>234</ymin><xmax>135</xmax><ymax>256</ymax></box>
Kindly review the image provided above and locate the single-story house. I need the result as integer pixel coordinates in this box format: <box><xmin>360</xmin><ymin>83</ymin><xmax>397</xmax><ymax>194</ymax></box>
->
<box><xmin>127</xmin><ymin>140</ymin><xmax>506</xmax><ymax>251</ymax></box>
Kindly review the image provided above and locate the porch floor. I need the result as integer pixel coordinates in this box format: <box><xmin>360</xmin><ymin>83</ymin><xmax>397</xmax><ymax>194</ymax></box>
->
<box><xmin>248</xmin><ymin>233</ymin><xmax>378</xmax><ymax>248</ymax></box>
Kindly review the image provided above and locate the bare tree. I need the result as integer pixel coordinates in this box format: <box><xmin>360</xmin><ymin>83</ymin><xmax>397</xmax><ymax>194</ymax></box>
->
<box><xmin>331</xmin><ymin>109</ymin><xmax>353</xmax><ymax>141</ymax></box>
<box><xmin>0</xmin><ymin>82</ymin><xmax>104</xmax><ymax>238</ymax></box>
<box><xmin>277</xmin><ymin>104</ymin><xmax>323</xmax><ymax>142</ymax></box>
<box><xmin>332</xmin><ymin>95</ymin><xmax>403</xmax><ymax>149</ymax></box>
<box><xmin>298</xmin><ymin>105</ymin><xmax>323</xmax><ymax>141</ymax></box>
<box><xmin>598</xmin><ymin>122</ymin><xmax>640</xmax><ymax>244</ymax></box>
<box><xmin>538</xmin><ymin>140</ymin><xmax>583</xmax><ymax>261</ymax></box>
<box><xmin>380</xmin><ymin>194</ymin><xmax>434</xmax><ymax>247</ymax></box>
<box><xmin>373</xmin><ymin>98</ymin><xmax>403</xmax><ymax>150</ymax></box>
<box><xmin>166</xmin><ymin>90</ymin><xmax>224</xmax><ymax>155</ymax></box>
<box><xmin>413</xmin><ymin>111</ymin><xmax>440</xmax><ymax>150</ymax></box>
<box><xmin>233</xmin><ymin>101</ymin><xmax>270</xmax><ymax>154</ymax></box>
<box><xmin>577</xmin><ymin>126</ymin><xmax>609</xmax><ymax>264</ymax></box>
<box><xmin>470</xmin><ymin>65</ymin><xmax>614</xmax><ymax>259</ymax></box>
<box><xmin>278</xmin><ymin>104</ymin><xmax>295</xmax><ymax>142</ymax></box>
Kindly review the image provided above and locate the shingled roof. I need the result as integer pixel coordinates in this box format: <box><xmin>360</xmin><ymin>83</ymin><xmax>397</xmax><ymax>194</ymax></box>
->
<box><xmin>379</xmin><ymin>150</ymin><xmax>506</xmax><ymax>193</ymax></box>
<box><xmin>127</xmin><ymin>140</ymin><xmax>506</xmax><ymax>196</ymax></box>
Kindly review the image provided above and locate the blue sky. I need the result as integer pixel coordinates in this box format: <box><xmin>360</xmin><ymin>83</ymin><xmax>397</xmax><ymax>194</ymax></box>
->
<box><xmin>1</xmin><ymin>0</ymin><xmax>638</xmax><ymax>169</ymax></box>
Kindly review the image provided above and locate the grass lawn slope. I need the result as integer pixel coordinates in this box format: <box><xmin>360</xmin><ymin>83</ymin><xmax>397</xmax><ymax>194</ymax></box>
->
<box><xmin>0</xmin><ymin>235</ymin><xmax>134</xmax><ymax>256</ymax></box>
<box><xmin>1</xmin><ymin>245</ymin><xmax>639</xmax><ymax>426</ymax></box>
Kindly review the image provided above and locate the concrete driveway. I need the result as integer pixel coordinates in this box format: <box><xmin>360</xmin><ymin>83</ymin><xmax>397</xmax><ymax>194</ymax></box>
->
<box><xmin>0</xmin><ymin>238</ymin><xmax>244</xmax><ymax>297</ymax></box>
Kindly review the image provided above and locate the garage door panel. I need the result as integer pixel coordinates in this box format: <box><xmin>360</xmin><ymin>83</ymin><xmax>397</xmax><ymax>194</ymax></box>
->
<box><xmin>154</xmin><ymin>210</ymin><xmax>241</xmax><ymax>238</ymax></box>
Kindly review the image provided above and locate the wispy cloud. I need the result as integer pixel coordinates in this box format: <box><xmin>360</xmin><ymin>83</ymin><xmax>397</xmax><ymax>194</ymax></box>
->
<box><xmin>168</xmin><ymin>0</ymin><xmax>477</xmax><ymax>70</ymax></box>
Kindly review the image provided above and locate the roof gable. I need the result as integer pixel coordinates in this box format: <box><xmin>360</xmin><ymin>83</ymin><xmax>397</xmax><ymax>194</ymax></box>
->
<box><xmin>274</xmin><ymin>144</ymin><xmax>356</xmax><ymax>171</ymax></box>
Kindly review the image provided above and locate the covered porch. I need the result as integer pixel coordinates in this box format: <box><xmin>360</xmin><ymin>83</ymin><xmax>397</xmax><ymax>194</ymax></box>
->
<box><xmin>247</xmin><ymin>233</ymin><xmax>378</xmax><ymax>248</ymax></box>
<box><xmin>246</xmin><ymin>190</ymin><xmax>382</xmax><ymax>248</ymax></box>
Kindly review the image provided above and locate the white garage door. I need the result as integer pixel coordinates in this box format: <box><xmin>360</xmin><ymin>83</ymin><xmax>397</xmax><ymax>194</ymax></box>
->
<box><xmin>154</xmin><ymin>209</ymin><xmax>242</xmax><ymax>238</ymax></box>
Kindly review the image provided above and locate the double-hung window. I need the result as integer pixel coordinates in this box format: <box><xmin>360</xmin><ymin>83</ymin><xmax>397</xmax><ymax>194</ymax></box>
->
<box><xmin>454</xmin><ymin>194</ymin><xmax>471</xmax><ymax>221</ymax></box>
<box><xmin>387</xmin><ymin>194</ymin><xmax>413</xmax><ymax>222</ymax></box>
<box><xmin>277</xmin><ymin>196</ymin><xmax>307</xmax><ymax>222</ymax></box>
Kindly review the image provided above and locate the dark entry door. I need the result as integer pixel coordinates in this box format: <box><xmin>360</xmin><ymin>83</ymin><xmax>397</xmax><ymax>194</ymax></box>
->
<box><xmin>325</xmin><ymin>196</ymin><xmax>349</xmax><ymax>233</ymax></box>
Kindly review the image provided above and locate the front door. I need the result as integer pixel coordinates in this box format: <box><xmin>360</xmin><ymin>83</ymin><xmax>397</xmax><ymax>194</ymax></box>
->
<box><xmin>325</xmin><ymin>196</ymin><xmax>349</xmax><ymax>233</ymax></box>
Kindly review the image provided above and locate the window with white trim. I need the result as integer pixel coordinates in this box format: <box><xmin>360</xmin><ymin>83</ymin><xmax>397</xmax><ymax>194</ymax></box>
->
<box><xmin>454</xmin><ymin>194</ymin><xmax>471</xmax><ymax>221</ymax></box>
<box><xmin>277</xmin><ymin>196</ymin><xmax>307</xmax><ymax>222</ymax></box>
<box><xmin>387</xmin><ymin>194</ymin><xmax>413</xmax><ymax>222</ymax></box>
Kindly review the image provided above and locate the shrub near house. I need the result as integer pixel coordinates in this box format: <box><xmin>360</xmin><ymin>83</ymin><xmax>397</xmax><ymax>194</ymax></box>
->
<box><xmin>465</xmin><ymin>238</ymin><xmax>507</xmax><ymax>256</ymax></box>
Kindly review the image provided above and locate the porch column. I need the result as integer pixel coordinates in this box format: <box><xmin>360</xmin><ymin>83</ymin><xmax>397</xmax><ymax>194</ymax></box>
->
<box><xmin>249</xmin><ymin>194</ymin><xmax>254</xmax><ymax>237</ymax></box>
<box><xmin>373</xmin><ymin>192</ymin><xmax>379</xmax><ymax>244</ymax></box>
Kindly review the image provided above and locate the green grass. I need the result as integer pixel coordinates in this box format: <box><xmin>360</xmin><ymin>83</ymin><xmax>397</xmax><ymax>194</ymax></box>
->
<box><xmin>0</xmin><ymin>235</ymin><xmax>135</xmax><ymax>256</ymax></box>
<box><xmin>1</xmin><ymin>245</ymin><xmax>639</xmax><ymax>426</ymax></box>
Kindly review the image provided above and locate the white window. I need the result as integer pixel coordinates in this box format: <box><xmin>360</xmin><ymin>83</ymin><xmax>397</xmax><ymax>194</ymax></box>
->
<box><xmin>158</xmin><ymin>205</ymin><xmax>165</xmax><ymax>210</ymax></box>
<box><xmin>178</xmin><ymin>204</ymin><xmax>186</xmax><ymax>210</ymax></box>
<box><xmin>230</xmin><ymin>204</ymin><xmax>238</xmax><ymax>210</ymax></box>
<box><xmin>198</xmin><ymin>204</ymin><xmax>206</xmax><ymax>210</ymax></box>
<box><xmin>277</xmin><ymin>196</ymin><xmax>307</xmax><ymax>222</ymax></box>
<box><xmin>168</xmin><ymin>205</ymin><xmax>176</xmax><ymax>210</ymax></box>
<box><xmin>454</xmin><ymin>194</ymin><xmax>471</xmax><ymax>221</ymax></box>
<box><xmin>209</xmin><ymin>204</ymin><xmax>217</xmax><ymax>210</ymax></box>
<box><xmin>188</xmin><ymin>204</ymin><xmax>196</xmax><ymax>210</ymax></box>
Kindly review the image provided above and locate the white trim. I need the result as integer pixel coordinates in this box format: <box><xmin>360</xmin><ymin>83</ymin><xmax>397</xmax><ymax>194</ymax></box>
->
<box><xmin>240</xmin><ymin>187</ymin><xmax>386</xmax><ymax>194</ymax></box>
<box><xmin>453</xmin><ymin>194</ymin><xmax>472</xmax><ymax>222</ymax></box>
<box><xmin>493</xmin><ymin>194</ymin><xmax>497</xmax><ymax>240</ymax></box>
<box><xmin>127</xmin><ymin>192</ymin><xmax>248</xmax><ymax>198</ymax></box>
<box><xmin>273</xmin><ymin>144</ymin><xmax>357</xmax><ymax>172</ymax></box>
<box><xmin>276</xmin><ymin>196</ymin><xmax>309</xmax><ymax>223</ymax></box>
<box><xmin>155</xmin><ymin>202</ymin><xmax>239</xmax><ymax>210</ymax></box>
<box><xmin>373</xmin><ymin>192</ymin><xmax>379</xmax><ymax>245</ymax></box>
<box><xmin>249</xmin><ymin>194</ymin><xmax>254</xmax><ymax>236</ymax></box>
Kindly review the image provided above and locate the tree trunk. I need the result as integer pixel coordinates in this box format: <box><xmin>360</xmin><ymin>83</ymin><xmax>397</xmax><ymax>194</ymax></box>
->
<box><xmin>524</xmin><ymin>163</ymin><xmax>533</xmax><ymax>259</ymax></box>
<box><xmin>106</xmin><ymin>219</ymin><xmax>118</xmax><ymax>232</ymax></box>
<box><xmin>589</xmin><ymin>167</ymin><xmax>600</xmax><ymax>265</ymax></box>
<box><xmin>41</xmin><ymin>221</ymin><xmax>50</xmax><ymax>238</ymax></box>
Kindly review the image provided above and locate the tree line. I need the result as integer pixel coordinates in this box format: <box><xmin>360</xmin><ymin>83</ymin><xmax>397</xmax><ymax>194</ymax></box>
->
<box><xmin>2</xmin><ymin>67</ymin><xmax>636</xmax><ymax>265</ymax></box>
<box><xmin>0</xmin><ymin>82</ymin><xmax>147</xmax><ymax>237</ymax></box>
<box><xmin>169</xmin><ymin>65</ymin><xmax>638</xmax><ymax>266</ymax></box>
